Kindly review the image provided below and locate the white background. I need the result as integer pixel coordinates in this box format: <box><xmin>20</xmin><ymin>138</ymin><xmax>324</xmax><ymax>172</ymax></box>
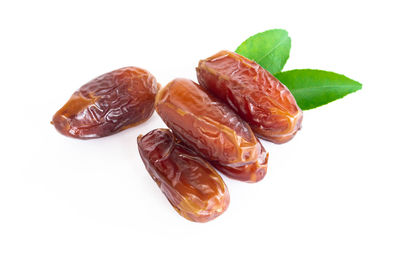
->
<box><xmin>1</xmin><ymin>0</ymin><xmax>399</xmax><ymax>257</ymax></box>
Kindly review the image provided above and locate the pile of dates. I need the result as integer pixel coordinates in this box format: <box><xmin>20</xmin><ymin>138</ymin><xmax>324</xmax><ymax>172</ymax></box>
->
<box><xmin>52</xmin><ymin>50</ymin><xmax>303</xmax><ymax>222</ymax></box>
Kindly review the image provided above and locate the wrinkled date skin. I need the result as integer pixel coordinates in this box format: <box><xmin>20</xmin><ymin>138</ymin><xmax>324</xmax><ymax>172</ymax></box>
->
<box><xmin>156</xmin><ymin>78</ymin><xmax>268</xmax><ymax>182</ymax></box>
<box><xmin>52</xmin><ymin>67</ymin><xmax>160</xmax><ymax>139</ymax></box>
<box><xmin>197</xmin><ymin>50</ymin><xmax>303</xmax><ymax>144</ymax></box>
<box><xmin>137</xmin><ymin>129</ymin><xmax>230</xmax><ymax>222</ymax></box>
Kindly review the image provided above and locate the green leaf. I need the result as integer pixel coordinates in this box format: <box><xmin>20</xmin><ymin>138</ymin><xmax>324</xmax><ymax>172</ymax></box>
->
<box><xmin>275</xmin><ymin>69</ymin><xmax>362</xmax><ymax>110</ymax></box>
<box><xmin>235</xmin><ymin>29</ymin><xmax>291</xmax><ymax>74</ymax></box>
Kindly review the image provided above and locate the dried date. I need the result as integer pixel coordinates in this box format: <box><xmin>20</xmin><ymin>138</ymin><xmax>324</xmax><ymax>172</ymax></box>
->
<box><xmin>52</xmin><ymin>67</ymin><xmax>160</xmax><ymax>139</ymax></box>
<box><xmin>137</xmin><ymin>128</ymin><xmax>230</xmax><ymax>222</ymax></box>
<box><xmin>155</xmin><ymin>78</ymin><xmax>268</xmax><ymax>182</ymax></box>
<box><xmin>197</xmin><ymin>50</ymin><xmax>303</xmax><ymax>144</ymax></box>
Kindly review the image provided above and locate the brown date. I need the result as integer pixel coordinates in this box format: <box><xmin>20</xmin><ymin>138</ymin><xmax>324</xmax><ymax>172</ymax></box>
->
<box><xmin>137</xmin><ymin>128</ymin><xmax>230</xmax><ymax>222</ymax></box>
<box><xmin>52</xmin><ymin>67</ymin><xmax>160</xmax><ymax>139</ymax></box>
<box><xmin>197</xmin><ymin>50</ymin><xmax>303</xmax><ymax>144</ymax></box>
<box><xmin>155</xmin><ymin>78</ymin><xmax>268</xmax><ymax>182</ymax></box>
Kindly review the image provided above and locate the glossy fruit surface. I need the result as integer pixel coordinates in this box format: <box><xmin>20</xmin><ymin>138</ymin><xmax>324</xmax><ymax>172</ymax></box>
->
<box><xmin>156</xmin><ymin>78</ymin><xmax>268</xmax><ymax>182</ymax></box>
<box><xmin>197</xmin><ymin>50</ymin><xmax>303</xmax><ymax>144</ymax></box>
<box><xmin>213</xmin><ymin>137</ymin><xmax>269</xmax><ymax>182</ymax></box>
<box><xmin>137</xmin><ymin>128</ymin><xmax>230</xmax><ymax>222</ymax></box>
<box><xmin>52</xmin><ymin>67</ymin><xmax>159</xmax><ymax>139</ymax></box>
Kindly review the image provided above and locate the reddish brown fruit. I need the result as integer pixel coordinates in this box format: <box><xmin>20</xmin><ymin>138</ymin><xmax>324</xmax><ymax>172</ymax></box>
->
<box><xmin>52</xmin><ymin>67</ymin><xmax>160</xmax><ymax>139</ymax></box>
<box><xmin>137</xmin><ymin>129</ymin><xmax>230</xmax><ymax>223</ymax></box>
<box><xmin>155</xmin><ymin>78</ymin><xmax>268</xmax><ymax>182</ymax></box>
<box><xmin>197</xmin><ymin>50</ymin><xmax>303</xmax><ymax>144</ymax></box>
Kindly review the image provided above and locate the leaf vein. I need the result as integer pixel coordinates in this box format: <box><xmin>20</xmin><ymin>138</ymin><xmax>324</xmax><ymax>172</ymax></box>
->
<box><xmin>289</xmin><ymin>84</ymin><xmax>361</xmax><ymax>94</ymax></box>
<box><xmin>257</xmin><ymin>37</ymin><xmax>289</xmax><ymax>64</ymax></box>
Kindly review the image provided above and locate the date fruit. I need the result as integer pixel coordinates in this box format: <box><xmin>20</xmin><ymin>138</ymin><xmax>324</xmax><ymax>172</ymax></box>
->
<box><xmin>52</xmin><ymin>67</ymin><xmax>160</xmax><ymax>139</ymax></box>
<box><xmin>137</xmin><ymin>128</ymin><xmax>230</xmax><ymax>222</ymax></box>
<box><xmin>155</xmin><ymin>78</ymin><xmax>268</xmax><ymax>182</ymax></box>
<box><xmin>197</xmin><ymin>50</ymin><xmax>303</xmax><ymax>144</ymax></box>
